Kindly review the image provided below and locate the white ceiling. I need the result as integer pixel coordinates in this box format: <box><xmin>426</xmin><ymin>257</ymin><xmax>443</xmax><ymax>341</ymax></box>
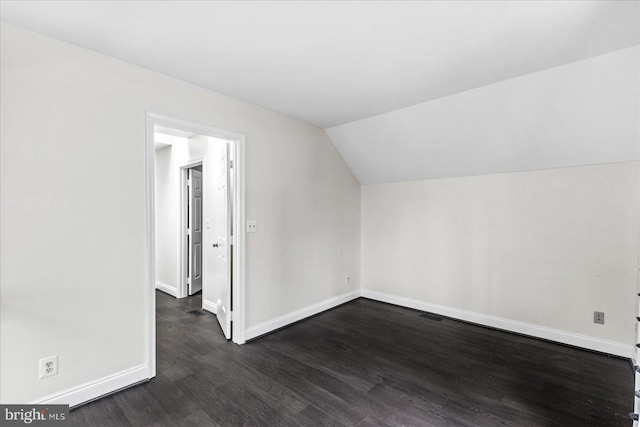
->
<box><xmin>1</xmin><ymin>1</ymin><xmax>638</xmax><ymax>183</ymax></box>
<box><xmin>1</xmin><ymin>1</ymin><xmax>637</xmax><ymax>129</ymax></box>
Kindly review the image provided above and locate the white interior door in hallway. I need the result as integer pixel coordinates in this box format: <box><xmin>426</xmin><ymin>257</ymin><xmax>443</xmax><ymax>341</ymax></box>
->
<box><xmin>187</xmin><ymin>167</ymin><xmax>203</xmax><ymax>296</ymax></box>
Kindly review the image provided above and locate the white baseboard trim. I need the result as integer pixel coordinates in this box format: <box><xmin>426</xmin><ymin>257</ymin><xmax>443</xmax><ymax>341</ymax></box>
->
<box><xmin>156</xmin><ymin>281</ymin><xmax>177</xmax><ymax>298</ymax></box>
<box><xmin>35</xmin><ymin>364</ymin><xmax>150</xmax><ymax>408</ymax></box>
<box><xmin>203</xmin><ymin>299</ymin><xmax>217</xmax><ymax>315</ymax></box>
<box><xmin>245</xmin><ymin>289</ymin><xmax>361</xmax><ymax>341</ymax></box>
<box><xmin>362</xmin><ymin>289</ymin><xmax>633</xmax><ymax>359</ymax></box>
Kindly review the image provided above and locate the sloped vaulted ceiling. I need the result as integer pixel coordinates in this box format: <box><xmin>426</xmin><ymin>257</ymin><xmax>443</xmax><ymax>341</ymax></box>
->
<box><xmin>1</xmin><ymin>1</ymin><xmax>639</xmax><ymax>183</ymax></box>
<box><xmin>327</xmin><ymin>45</ymin><xmax>640</xmax><ymax>184</ymax></box>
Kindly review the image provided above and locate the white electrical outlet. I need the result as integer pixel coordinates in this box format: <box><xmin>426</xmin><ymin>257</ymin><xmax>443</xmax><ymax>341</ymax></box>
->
<box><xmin>39</xmin><ymin>355</ymin><xmax>58</xmax><ymax>379</ymax></box>
<box><xmin>247</xmin><ymin>220</ymin><xmax>257</xmax><ymax>233</ymax></box>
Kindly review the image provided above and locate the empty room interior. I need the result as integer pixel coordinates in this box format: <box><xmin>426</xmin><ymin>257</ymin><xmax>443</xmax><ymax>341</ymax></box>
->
<box><xmin>1</xmin><ymin>1</ymin><xmax>639</xmax><ymax>426</ymax></box>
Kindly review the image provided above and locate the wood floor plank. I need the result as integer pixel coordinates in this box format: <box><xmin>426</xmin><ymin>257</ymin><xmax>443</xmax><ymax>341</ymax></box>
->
<box><xmin>356</xmin><ymin>415</ymin><xmax>392</xmax><ymax>427</ymax></box>
<box><xmin>70</xmin><ymin>293</ymin><xmax>633</xmax><ymax>426</ymax></box>
<box><xmin>111</xmin><ymin>384</ymin><xmax>169</xmax><ymax>426</ymax></box>
<box><xmin>175</xmin><ymin>409</ymin><xmax>220</xmax><ymax>427</ymax></box>
<box><xmin>70</xmin><ymin>395</ymin><xmax>132</xmax><ymax>427</ymax></box>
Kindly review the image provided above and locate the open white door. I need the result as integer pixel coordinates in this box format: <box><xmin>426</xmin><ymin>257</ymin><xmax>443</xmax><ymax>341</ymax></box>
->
<box><xmin>214</xmin><ymin>144</ymin><xmax>232</xmax><ymax>339</ymax></box>
<box><xmin>188</xmin><ymin>169</ymin><xmax>203</xmax><ymax>295</ymax></box>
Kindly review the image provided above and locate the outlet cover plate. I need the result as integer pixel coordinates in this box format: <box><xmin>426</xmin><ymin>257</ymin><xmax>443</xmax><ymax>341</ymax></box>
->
<box><xmin>594</xmin><ymin>311</ymin><xmax>605</xmax><ymax>325</ymax></box>
<box><xmin>39</xmin><ymin>355</ymin><xmax>59</xmax><ymax>379</ymax></box>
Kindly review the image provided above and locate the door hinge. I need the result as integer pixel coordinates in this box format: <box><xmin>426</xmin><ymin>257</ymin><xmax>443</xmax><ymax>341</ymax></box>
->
<box><xmin>229</xmin><ymin>235</ymin><xmax>234</xmax><ymax>245</ymax></box>
<box><xmin>229</xmin><ymin>311</ymin><xmax>233</xmax><ymax>321</ymax></box>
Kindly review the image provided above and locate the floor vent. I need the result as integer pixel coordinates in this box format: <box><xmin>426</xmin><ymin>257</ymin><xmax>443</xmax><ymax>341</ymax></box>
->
<box><xmin>188</xmin><ymin>309</ymin><xmax>207</xmax><ymax>317</ymax></box>
<box><xmin>419</xmin><ymin>312</ymin><xmax>443</xmax><ymax>322</ymax></box>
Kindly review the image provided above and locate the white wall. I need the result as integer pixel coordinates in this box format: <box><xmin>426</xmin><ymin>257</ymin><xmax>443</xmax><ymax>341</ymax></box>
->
<box><xmin>154</xmin><ymin>135</ymin><xmax>187</xmax><ymax>291</ymax></box>
<box><xmin>154</xmin><ymin>146</ymin><xmax>177</xmax><ymax>290</ymax></box>
<box><xmin>362</xmin><ymin>162</ymin><xmax>640</xmax><ymax>356</ymax></box>
<box><xmin>0</xmin><ymin>23</ymin><xmax>360</xmax><ymax>404</ymax></box>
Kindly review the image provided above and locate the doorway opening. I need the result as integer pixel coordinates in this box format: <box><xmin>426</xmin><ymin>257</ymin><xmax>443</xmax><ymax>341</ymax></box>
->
<box><xmin>146</xmin><ymin>112</ymin><xmax>246</xmax><ymax>379</ymax></box>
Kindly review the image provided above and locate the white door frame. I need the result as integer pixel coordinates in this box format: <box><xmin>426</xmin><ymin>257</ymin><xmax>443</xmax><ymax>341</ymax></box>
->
<box><xmin>145</xmin><ymin>112</ymin><xmax>247</xmax><ymax>379</ymax></box>
<box><xmin>179</xmin><ymin>159</ymin><xmax>204</xmax><ymax>299</ymax></box>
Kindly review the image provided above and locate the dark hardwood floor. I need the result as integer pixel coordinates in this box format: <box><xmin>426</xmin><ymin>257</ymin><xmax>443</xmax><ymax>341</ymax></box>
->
<box><xmin>70</xmin><ymin>291</ymin><xmax>634</xmax><ymax>426</ymax></box>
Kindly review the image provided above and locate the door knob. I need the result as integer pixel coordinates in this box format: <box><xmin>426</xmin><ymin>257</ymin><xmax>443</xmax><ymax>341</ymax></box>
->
<box><xmin>213</xmin><ymin>243</ymin><xmax>219</xmax><ymax>248</ymax></box>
